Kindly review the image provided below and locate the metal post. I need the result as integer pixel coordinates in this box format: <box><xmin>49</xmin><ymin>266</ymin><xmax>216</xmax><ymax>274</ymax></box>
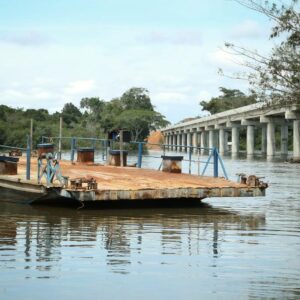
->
<box><xmin>46</xmin><ymin>158</ymin><xmax>51</xmax><ymax>187</ymax></box>
<box><xmin>71</xmin><ymin>138</ymin><xmax>76</xmax><ymax>162</ymax></box>
<box><xmin>213</xmin><ymin>147</ymin><xmax>219</xmax><ymax>178</ymax></box>
<box><xmin>137</xmin><ymin>142</ymin><xmax>143</xmax><ymax>168</ymax></box>
<box><xmin>37</xmin><ymin>159</ymin><xmax>41</xmax><ymax>183</ymax></box>
<box><xmin>30</xmin><ymin>119</ymin><xmax>33</xmax><ymax>151</ymax></box>
<box><xmin>92</xmin><ymin>139</ymin><xmax>96</xmax><ymax>150</ymax></box>
<box><xmin>106</xmin><ymin>140</ymin><xmax>110</xmax><ymax>163</ymax></box>
<box><xmin>58</xmin><ymin>117</ymin><xmax>63</xmax><ymax>160</ymax></box>
<box><xmin>120</xmin><ymin>130</ymin><xmax>124</xmax><ymax>167</ymax></box>
<box><xmin>26</xmin><ymin>135</ymin><xmax>31</xmax><ymax>180</ymax></box>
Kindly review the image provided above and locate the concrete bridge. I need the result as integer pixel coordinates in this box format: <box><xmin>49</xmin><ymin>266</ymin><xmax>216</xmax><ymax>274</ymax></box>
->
<box><xmin>161</xmin><ymin>102</ymin><xmax>300</xmax><ymax>160</ymax></box>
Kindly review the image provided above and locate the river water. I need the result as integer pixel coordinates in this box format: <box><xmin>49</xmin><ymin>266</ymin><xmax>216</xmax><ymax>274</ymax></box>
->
<box><xmin>0</xmin><ymin>152</ymin><xmax>299</xmax><ymax>300</ymax></box>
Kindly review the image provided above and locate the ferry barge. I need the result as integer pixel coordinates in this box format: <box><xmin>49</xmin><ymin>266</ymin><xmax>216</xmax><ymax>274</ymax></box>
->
<box><xmin>0</xmin><ymin>151</ymin><xmax>267</xmax><ymax>206</ymax></box>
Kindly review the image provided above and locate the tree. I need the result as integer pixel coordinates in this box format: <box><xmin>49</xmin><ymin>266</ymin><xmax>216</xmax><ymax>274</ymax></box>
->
<box><xmin>222</xmin><ymin>0</ymin><xmax>300</xmax><ymax>107</ymax></box>
<box><xmin>80</xmin><ymin>97</ymin><xmax>105</xmax><ymax>122</ymax></box>
<box><xmin>99</xmin><ymin>98</ymin><xmax>124</xmax><ymax>133</ymax></box>
<box><xmin>120</xmin><ymin>87</ymin><xmax>154</xmax><ymax>111</ymax></box>
<box><xmin>200</xmin><ymin>87</ymin><xmax>257</xmax><ymax>114</ymax></box>
<box><xmin>0</xmin><ymin>123</ymin><xmax>7</xmax><ymax>144</ymax></box>
<box><xmin>115</xmin><ymin>109</ymin><xmax>169</xmax><ymax>141</ymax></box>
<box><xmin>61</xmin><ymin>103</ymin><xmax>82</xmax><ymax>125</ymax></box>
<box><xmin>24</xmin><ymin>108</ymin><xmax>50</xmax><ymax>122</ymax></box>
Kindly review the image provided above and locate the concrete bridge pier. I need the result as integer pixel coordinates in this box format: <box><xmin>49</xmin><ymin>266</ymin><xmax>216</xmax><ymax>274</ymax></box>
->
<box><xmin>293</xmin><ymin>120</ymin><xmax>300</xmax><ymax>160</ymax></box>
<box><xmin>186</xmin><ymin>130</ymin><xmax>191</xmax><ymax>153</ymax></box>
<box><xmin>267</xmin><ymin>122</ymin><xmax>276</xmax><ymax>156</ymax></box>
<box><xmin>224</xmin><ymin>131</ymin><xmax>229</xmax><ymax>153</ymax></box>
<box><xmin>280</xmin><ymin>123</ymin><xmax>289</xmax><ymax>157</ymax></box>
<box><xmin>241</xmin><ymin>119</ymin><xmax>257</xmax><ymax>156</ymax></box>
<box><xmin>247</xmin><ymin>125</ymin><xmax>255</xmax><ymax>156</ymax></box>
<box><xmin>261</xmin><ymin>126</ymin><xmax>267</xmax><ymax>155</ymax></box>
<box><xmin>174</xmin><ymin>134</ymin><xmax>178</xmax><ymax>151</ymax></box>
<box><xmin>181</xmin><ymin>132</ymin><xmax>185</xmax><ymax>152</ymax></box>
<box><xmin>226</xmin><ymin>121</ymin><xmax>240</xmax><ymax>157</ymax></box>
<box><xmin>285</xmin><ymin>110</ymin><xmax>300</xmax><ymax>160</ymax></box>
<box><xmin>178</xmin><ymin>132</ymin><xmax>182</xmax><ymax>152</ymax></box>
<box><xmin>170</xmin><ymin>134</ymin><xmax>175</xmax><ymax>151</ymax></box>
<box><xmin>172</xmin><ymin>134</ymin><xmax>175</xmax><ymax>151</ymax></box>
<box><xmin>208</xmin><ymin>129</ymin><xmax>215</xmax><ymax>149</ymax></box>
<box><xmin>218</xmin><ymin>127</ymin><xmax>226</xmax><ymax>155</ymax></box>
<box><xmin>166</xmin><ymin>134</ymin><xmax>170</xmax><ymax>150</ymax></box>
<box><xmin>214</xmin><ymin>130</ymin><xmax>219</xmax><ymax>149</ymax></box>
<box><xmin>182</xmin><ymin>132</ymin><xmax>187</xmax><ymax>152</ymax></box>
<box><xmin>192</xmin><ymin>129</ymin><xmax>198</xmax><ymax>153</ymax></box>
<box><xmin>260</xmin><ymin>116</ymin><xmax>276</xmax><ymax>157</ymax></box>
<box><xmin>200</xmin><ymin>130</ymin><xmax>206</xmax><ymax>155</ymax></box>
<box><xmin>177</xmin><ymin>132</ymin><xmax>182</xmax><ymax>152</ymax></box>
<box><xmin>169</xmin><ymin>134</ymin><xmax>173</xmax><ymax>150</ymax></box>
<box><xmin>231</xmin><ymin>126</ymin><xmax>239</xmax><ymax>156</ymax></box>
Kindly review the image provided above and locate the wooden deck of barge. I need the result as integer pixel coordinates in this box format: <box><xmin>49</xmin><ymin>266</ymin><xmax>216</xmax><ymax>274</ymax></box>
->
<box><xmin>0</xmin><ymin>157</ymin><xmax>267</xmax><ymax>204</ymax></box>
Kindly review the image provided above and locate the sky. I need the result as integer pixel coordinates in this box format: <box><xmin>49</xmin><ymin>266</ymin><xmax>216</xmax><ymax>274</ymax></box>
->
<box><xmin>0</xmin><ymin>0</ymin><xmax>277</xmax><ymax>123</ymax></box>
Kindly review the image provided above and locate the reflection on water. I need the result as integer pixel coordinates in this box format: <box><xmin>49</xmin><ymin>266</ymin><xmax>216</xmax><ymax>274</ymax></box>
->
<box><xmin>0</xmin><ymin>157</ymin><xmax>300</xmax><ymax>300</ymax></box>
<box><xmin>0</xmin><ymin>203</ymin><xmax>265</xmax><ymax>276</ymax></box>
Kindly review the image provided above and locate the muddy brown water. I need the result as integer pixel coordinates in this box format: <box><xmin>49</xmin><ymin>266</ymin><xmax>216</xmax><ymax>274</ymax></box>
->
<box><xmin>0</xmin><ymin>153</ymin><xmax>299</xmax><ymax>300</ymax></box>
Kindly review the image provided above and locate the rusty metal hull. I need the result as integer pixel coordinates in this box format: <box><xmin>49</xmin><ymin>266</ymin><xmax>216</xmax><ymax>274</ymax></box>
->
<box><xmin>0</xmin><ymin>176</ymin><xmax>266</xmax><ymax>206</ymax></box>
<box><xmin>63</xmin><ymin>186</ymin><xmax>265</xmax><ymax>202</ymax></box>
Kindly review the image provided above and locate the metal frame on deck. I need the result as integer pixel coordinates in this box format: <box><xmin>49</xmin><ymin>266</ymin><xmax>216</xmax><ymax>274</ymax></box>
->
<box><xmin>41</xmin><ymin>136</ymin><xmax>229</xmax><ymax>179</ymax></box>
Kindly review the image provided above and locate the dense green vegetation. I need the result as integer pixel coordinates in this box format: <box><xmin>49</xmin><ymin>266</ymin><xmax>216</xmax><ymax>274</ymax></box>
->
<box><xmin>199</xmin><ymin>87</ymin><xmax>257</xmax><ymax>115</ymax></box>
<box><xmin>0</xmin><ymin>87</ymin><xmax>169</xmax><ymax>148</ymax></box>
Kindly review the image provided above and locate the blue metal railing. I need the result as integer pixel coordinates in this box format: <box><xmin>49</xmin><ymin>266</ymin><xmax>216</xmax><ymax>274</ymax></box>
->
<box><xmin>42</xmin><ymin>136</ymin><xmax>228</xmax><ymax>179</ymax></box>
<box><xmin>130</xmin><ymin>141</ymin><xmax>228</xmax><ymax>179</ymax></box>
<box><xmin>0</xmin><ymin>136</ymin><xmax>229</xmax><ymax>181</ymax></box>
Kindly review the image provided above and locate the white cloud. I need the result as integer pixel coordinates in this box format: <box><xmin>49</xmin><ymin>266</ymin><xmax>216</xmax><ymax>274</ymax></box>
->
<box><xmin>138</xmin><ymin>30</ymin><xmax>203</xmax><ymax>46</ymax></box>
<box><xmin>230</xmin><ymin>20</ymin><xmax>265</xmax><ymax>40</ymax></box>
<box><xmin>210</xmin><ymin>48</ymin><xmax>239</xmax><ymax>68</ymax></box>
<box><xmin>0</xmin><ymin>87</ymin><xmax>57</xmax><ymax>109</ymax></box>
<box><xmin>29</xmin><ymin>88</ymin><xmax>52</xmax><ymax>99</ymax></box>
<box><xmin>0</xmin><ymin>30</ymin><xmax>52</xmax><ymax>47</ymax></box>
<box><xmin>1</xmin><ymin>89</ymin><xmax>24</xmax><ymax>99</ymax></box>
<box><xmin>63</xmin><ymin>80</ymin><xmax>96</xmax><ymax>95</ymax></box>
<box><xmin>198</xmin><ymin>90</ymin><xmax>212</xmax><ymax>102</ymax></box>
<box><xmin>152</xmin><ymin>91</ymin><xmax>188</xmax><ymax>105</ymax></box>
